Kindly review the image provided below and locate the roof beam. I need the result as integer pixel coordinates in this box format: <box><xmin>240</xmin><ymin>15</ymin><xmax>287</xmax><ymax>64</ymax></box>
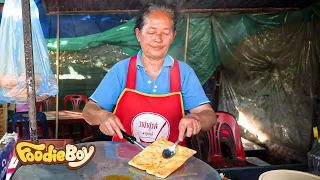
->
<box><xmin>40</xmin><ymin>0</ymin><xmax>317</xmax><ymax>15</ymax></box>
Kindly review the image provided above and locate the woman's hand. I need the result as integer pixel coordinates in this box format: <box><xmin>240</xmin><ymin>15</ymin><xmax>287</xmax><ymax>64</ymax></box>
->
<box><xmin>178</xmin><ymin>114</ymin><xmax>201</xmax><ymax>141</ymax></box>
<box><xmin>99</xmin><ymin>110</ymin><xmax>125</xmax><ymax>139</ymax></box>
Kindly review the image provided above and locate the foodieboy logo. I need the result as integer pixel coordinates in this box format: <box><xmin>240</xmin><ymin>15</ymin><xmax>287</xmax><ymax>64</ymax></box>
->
<box><xmin>15</xmin><ymin>141</ymin><xmax>96</xmax><ymax>170</ymax></box>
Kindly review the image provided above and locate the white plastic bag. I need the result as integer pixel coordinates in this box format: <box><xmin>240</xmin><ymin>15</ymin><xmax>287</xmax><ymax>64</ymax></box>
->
<box><xmin>0</xmin><ymin>0</ymin><xmax>58</xmax><ymax>103</ymax></box>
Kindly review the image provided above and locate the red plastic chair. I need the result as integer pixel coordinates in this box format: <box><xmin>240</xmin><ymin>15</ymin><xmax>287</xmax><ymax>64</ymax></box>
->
<box><xmin>36</xmin><ymin>97</ymin><xmax>57</xmax><ymax>138</ymax></box>
<box><xmin>192</xmin><ymin>111</ymin><xmax>247</xmax><ymax>168</ymax></box>
<box><xmin>63</xmin><ymin>94</ymin><xmax>88</xmax><ymax>111</ymax></box>
<box><xmin>210</xmin><ymin>111</ymin><xmax>245</xmax><ymax>158</ymax></box>
<box><xmin>37</xmin><ymin>97</ymin><xmax>56</xmax><ymax>112</ymax></box>
<box><xmin>63</xmin><ymin>94</ymin><xmax>89</xmax><ymax>139</ymax></box>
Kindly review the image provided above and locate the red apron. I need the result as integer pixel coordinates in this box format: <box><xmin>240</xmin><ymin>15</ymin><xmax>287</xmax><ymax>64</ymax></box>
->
<box><xmin>112</xmin><ymin>55</ymin><xmax>185</xmax><ymax>146</ymax></box>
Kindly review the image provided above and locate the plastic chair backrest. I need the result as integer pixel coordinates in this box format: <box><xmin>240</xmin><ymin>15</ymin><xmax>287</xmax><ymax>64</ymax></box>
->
<box><xmin>17</xmin><ymin>102</ymin><xmax>42</xmax><ymax>112</ymax></box>
<box><xmin>15</xmin><ymin>103</ymin><xmax>29</xmax><ymax>112</ymax></box>
<box><xmin>63</xmin><ymin>94</ymin><xmax>88</xmax><ymax>111</ymax></box>
<box><xmin>37</xmin><ymin>97</ymin><xmax>56</xmax><ymax>112</ymax></box>
<box><xmin>11</xmin><ymin>112</ymin><xmax>48</xmax><ymax>139</ymax></box>
<box><xmin>207</xmin><ymin>111</ymin><xmax>246</xmax><ymax>161</ymax></box>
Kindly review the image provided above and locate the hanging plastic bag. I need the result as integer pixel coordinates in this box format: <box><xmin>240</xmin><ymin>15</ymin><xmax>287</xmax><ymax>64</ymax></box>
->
<box><xmin>0</xmin><ymin>0</ymin><xmax>58</xmax><ymax>103</ymax></box>
<box><xmin>308</xmin><ymin>127</ymin><xmax>320</xmax><ymax>176</ymax></box>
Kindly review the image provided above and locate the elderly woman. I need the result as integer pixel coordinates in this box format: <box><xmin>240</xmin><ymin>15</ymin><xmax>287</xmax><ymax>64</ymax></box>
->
<box><xmin>82</xmin><ymin>2</ymin><xmax>217</xmax><ymax>145</ymax></box>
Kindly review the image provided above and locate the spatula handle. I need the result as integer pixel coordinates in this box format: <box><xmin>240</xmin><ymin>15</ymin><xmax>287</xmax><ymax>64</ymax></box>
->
<box><xmin>120</xmin><ymin>129</ymin><xmax>136</xmax><ymax>144</ymax></box>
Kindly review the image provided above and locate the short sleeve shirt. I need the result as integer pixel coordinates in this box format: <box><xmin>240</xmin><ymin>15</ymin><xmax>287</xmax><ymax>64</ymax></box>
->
<box><xmin>90</xmin><ymin>50</ymin><xmax>210</xmax><ymax>112</ymax></box>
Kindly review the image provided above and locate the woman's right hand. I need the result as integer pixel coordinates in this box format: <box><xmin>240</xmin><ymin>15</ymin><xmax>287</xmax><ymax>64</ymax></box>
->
<box><xmin>99</xmin><ymin>110</ymin><xmax>125</xmax><ymax>139</ymax></box>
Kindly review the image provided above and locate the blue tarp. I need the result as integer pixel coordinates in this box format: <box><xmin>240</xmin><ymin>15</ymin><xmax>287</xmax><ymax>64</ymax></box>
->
<box><xmin>0</xmin><ymin>0</ymin><xmax>135</xmax><ymax>38</ymax></box>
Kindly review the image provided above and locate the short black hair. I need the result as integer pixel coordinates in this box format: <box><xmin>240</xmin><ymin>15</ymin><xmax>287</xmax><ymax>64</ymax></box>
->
<box><xmin>134</xmin><ymin>2</ymin><xmax>178</xmax><ymax>32</ymax></box>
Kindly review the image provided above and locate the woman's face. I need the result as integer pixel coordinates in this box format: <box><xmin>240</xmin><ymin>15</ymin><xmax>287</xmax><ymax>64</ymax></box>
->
<box><xmin>135</xmin><ymin>10</ymin><xmax>176</xmax><ymax>60</ymax></box>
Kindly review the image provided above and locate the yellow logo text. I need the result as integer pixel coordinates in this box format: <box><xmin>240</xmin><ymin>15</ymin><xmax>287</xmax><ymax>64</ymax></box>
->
<box><xmin>15</xmin><ymin>141</ymin><xmax>96</xmax><ymax>170</ymax></box>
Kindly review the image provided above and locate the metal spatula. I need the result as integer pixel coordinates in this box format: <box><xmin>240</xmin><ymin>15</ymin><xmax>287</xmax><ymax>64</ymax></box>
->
<box><xmin>120</xmin><ymin>130</ymin><xmax>145</xmax><ymax>150</ymax></box>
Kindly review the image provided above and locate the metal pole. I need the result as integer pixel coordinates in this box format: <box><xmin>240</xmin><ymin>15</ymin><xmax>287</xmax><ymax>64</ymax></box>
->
<box><xmin>21</xmin><ymin>0</ymin><xmax>38</xmax><ymax>142</ymax></box>
<box><xmin>55</xmin><ymin>15</ymin><xmax>60</xmax><ymax>139</ymax></box>
<box><xmin>184</xmin><ymin>13</ymin><xmax>190</xmax><ymax>63</ymax></box>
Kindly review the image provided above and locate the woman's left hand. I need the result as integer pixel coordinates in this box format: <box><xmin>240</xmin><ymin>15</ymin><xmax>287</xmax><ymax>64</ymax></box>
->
<box><xmin>178</xmin><ymin>114</ymin><xmax>201</xmax><ymax>142</ymax></box>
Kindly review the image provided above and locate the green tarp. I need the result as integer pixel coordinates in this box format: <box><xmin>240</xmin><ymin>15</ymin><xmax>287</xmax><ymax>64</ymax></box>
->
<box><xmin>45</xmin><ymin>2</ymin><xmax>319</xmax><ymax>86</ymax></box>
<box><xmin>45</xmin><ymin>17</ymin><xmax>220</xmax><ymax>85</ymax></box>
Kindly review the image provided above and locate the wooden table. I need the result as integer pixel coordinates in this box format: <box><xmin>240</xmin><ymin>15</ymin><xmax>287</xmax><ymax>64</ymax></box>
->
<box><xmin>9</xmin><ymin>111</ymin><xmax>96</xmax><ymax>139</ymax></box>
<box><xmin>44</xmin><ymin>110</ymin><xmax>84</xmax><ymax>121</ymax></box>
<box><xmin>44</xmin><ymin>110</ymin><xmax>97</xmax><ymax>139</ymax></box>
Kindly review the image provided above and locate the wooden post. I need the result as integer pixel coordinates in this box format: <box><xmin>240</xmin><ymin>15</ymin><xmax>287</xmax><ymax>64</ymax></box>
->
<box><xmin>184</xmin><ymin>13</ymin><xmax>190</xmax><ymax>63</ymax></box>
<box><xmin>21</xmin><ymin>0</ymin><xmax>38</xmax><ymax>142</ymax></box>
<box><xmin>55</xmin><ymin>15</ymin><xmax>60</xmax><ymax>139</ymax></box>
